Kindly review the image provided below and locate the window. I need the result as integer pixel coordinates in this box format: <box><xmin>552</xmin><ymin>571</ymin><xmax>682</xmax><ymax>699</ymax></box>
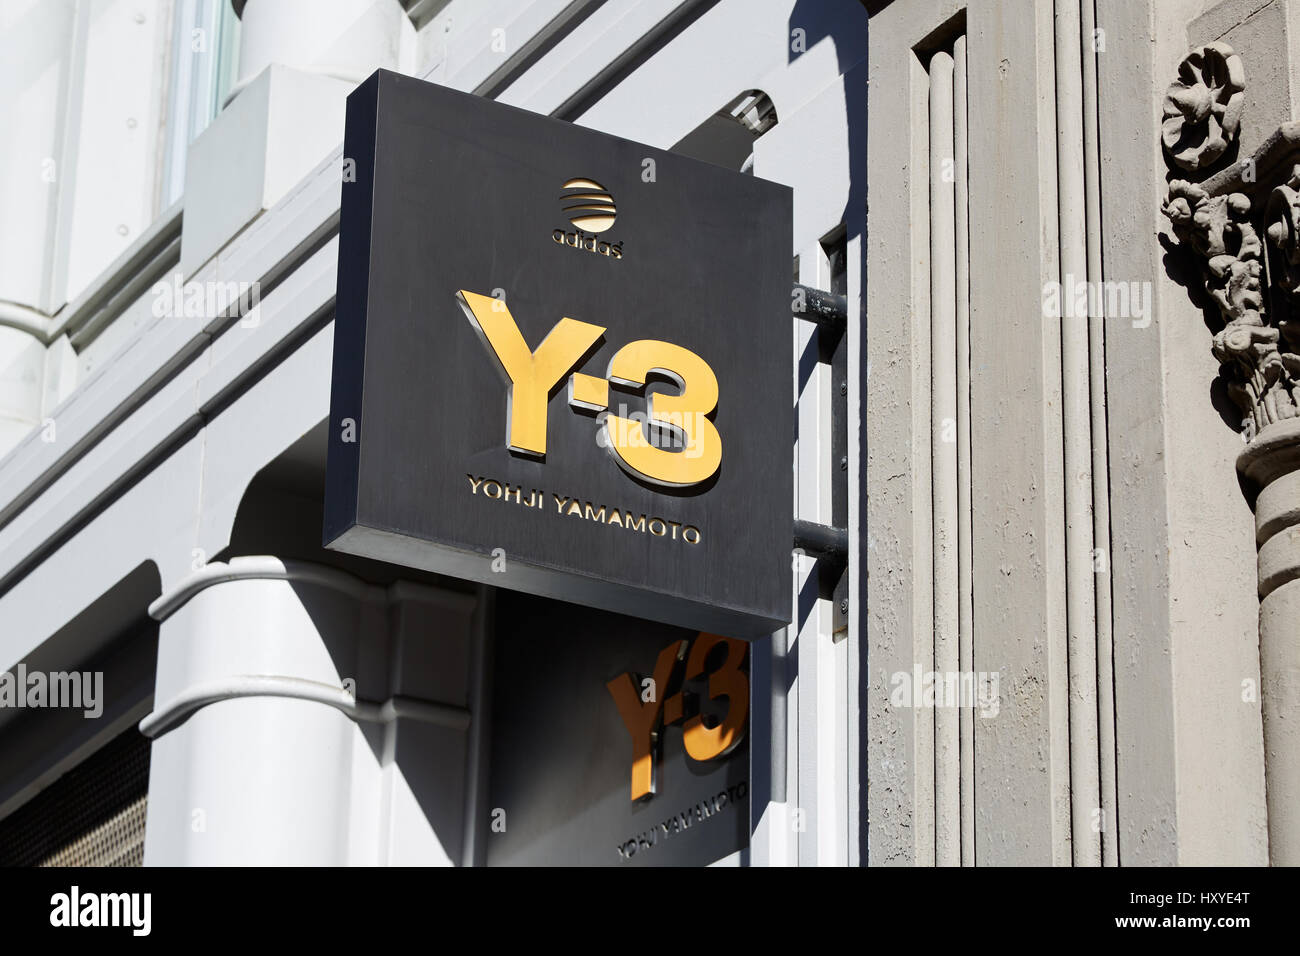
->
<box><xmin>160</xmin><ymin>0</ymin><xmax>241</xmax><ymax>208</ymax></box>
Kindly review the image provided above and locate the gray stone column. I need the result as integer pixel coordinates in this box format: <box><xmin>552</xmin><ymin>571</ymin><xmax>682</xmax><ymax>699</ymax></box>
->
<box><xmin>1240</xmin><ymin>422</ymin><xmax>1300</xmax><ymax>865</ymax></box>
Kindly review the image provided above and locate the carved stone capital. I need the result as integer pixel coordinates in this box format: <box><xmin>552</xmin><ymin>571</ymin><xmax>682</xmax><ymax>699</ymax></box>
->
<box><xmin>1161</xmin><ymin>179</ymin><xmax>1297</xmax><ymax>433</ymax></box>
<box><xmin>1163</xmin><ymin>182</ymin><xmax>1263</xmax><ymax>327</ymax></box>
<box><xmin>1161</xmin><ymin>47</ymin><xmax>1300</xmax><ymax>436</ymax></box>
<box><xmin>1265</xmin><ymin>166</ymin><xmax>1300</xmax><ymax>297</ymax></box>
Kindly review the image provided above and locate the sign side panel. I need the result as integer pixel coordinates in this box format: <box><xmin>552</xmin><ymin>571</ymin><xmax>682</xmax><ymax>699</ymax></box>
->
<box><xmin>323</xmin><ymin>72</ymin><xmax>381</xmax><ymax>544</ymax></box>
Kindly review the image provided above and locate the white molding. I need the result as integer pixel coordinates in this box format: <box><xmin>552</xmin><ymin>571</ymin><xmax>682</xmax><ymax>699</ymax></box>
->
<box><xmin>148</xmin><ymin>555</ymin><xmax>480</xmax><ymax>621</ymax></box>
<box><xmin>497</xmin><ymin>0</ymin><xmax>703</xmax><ymax>118</ymax></box>
<box><xmin>422</xmin><ymin>0</ymin><xmax>578</xmax><ymax>93</ymax></box>
<box><xmin>148</xmin><ymin>555</ymin><xmax>383</xmax><ymax>621</ymax></box>
<box><xmin>0</xmin><ymin>153</ymin><xmax>340</xmax><ymax>590</ymax></box>
<box><xmin>0</xmin><ymin>302</ymin><xmax>50</xmax><ymax>339</ymax></box>
<box><xmin>139</xmin><ymin>674</ymin><xmax>472</xmax><ymax>738</ymax></box>
<box><xmin>47</xmin><ymin>202</ymin><xmax>186</xmax><ymax>346</ymax></box>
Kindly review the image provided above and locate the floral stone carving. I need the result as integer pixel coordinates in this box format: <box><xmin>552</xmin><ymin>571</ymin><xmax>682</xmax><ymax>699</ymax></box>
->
<box><xmin>1161</xmin><ymin>42</ymin><xmax>1245</xmax><ymax>172</ymax></box>
<box><xmin>1163</xmin><ymin>182</ymin><xmax>1262</xmax><ymax>325</ymax></box>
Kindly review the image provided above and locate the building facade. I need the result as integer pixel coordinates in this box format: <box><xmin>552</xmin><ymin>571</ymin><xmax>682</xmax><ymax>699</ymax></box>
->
<box><xmin>0</xmin><ymin>0</ymin><xmax>1292</xmax><ymax>866</ymax></box>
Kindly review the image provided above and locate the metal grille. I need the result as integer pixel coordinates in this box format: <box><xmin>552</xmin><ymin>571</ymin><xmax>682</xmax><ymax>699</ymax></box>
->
<box><xmin>0</xmin><ymin>727</ymin><xmax>150</xmax><ymax>867</ymax></box>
